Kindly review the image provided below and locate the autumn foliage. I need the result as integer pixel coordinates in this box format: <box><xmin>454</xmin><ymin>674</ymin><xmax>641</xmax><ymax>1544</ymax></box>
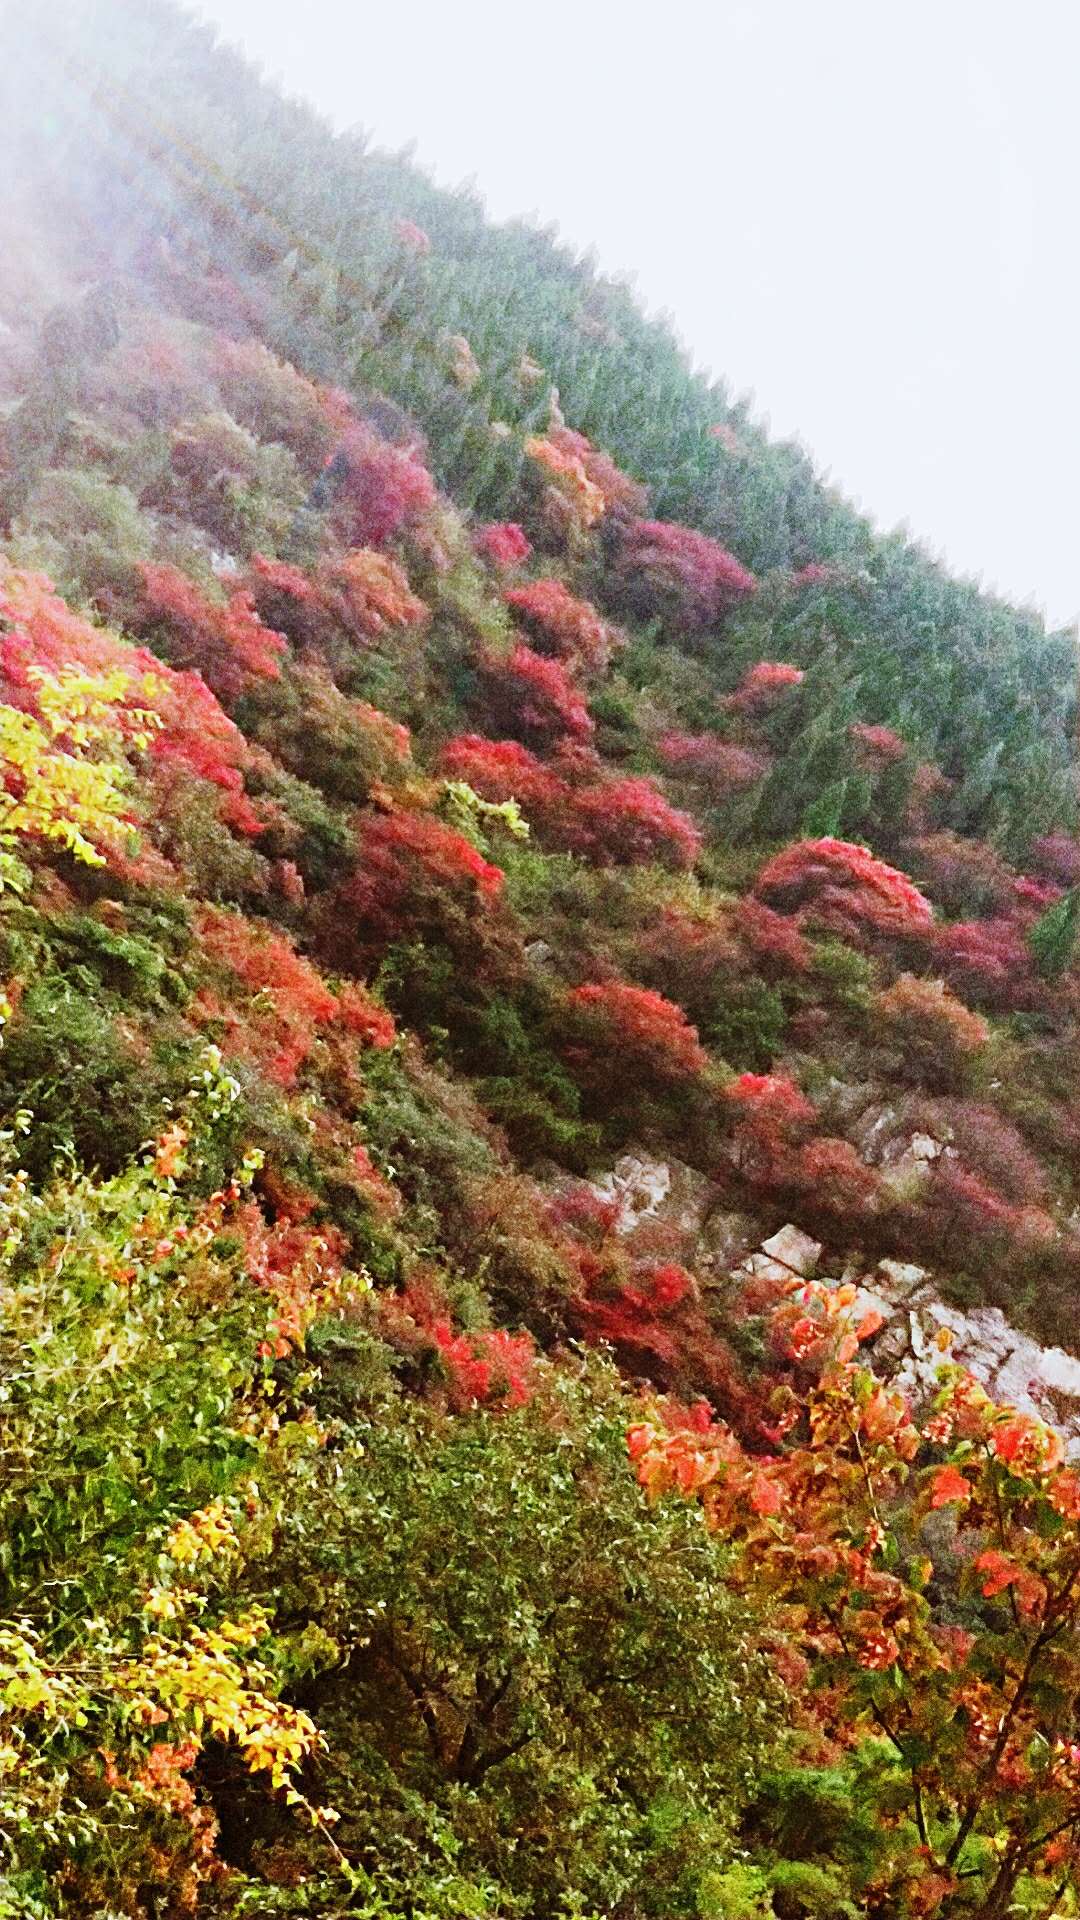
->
<box><xmin>755</xmin><ymin>836</ymin><xmax>935</xmax><ymax>941</ymax></box>
<box><xmin>632</xmin><ymin>1283</ymin><xmax>1080</xmax><ymax>1917</ymax></box>
<box><xmin>610</xmin><ymin>517</ymin><xmax>757</xmax><ymax>630</ymax></box>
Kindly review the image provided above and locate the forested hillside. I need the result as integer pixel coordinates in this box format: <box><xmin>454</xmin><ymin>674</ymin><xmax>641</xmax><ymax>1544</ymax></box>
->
<box><xmin>4</xmin><ymin>4</ymin><xmax>1080</xmax><ymax>1915</ymax></box>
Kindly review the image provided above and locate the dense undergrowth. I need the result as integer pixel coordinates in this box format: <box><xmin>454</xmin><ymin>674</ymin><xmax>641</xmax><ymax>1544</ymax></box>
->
<box><xmin>3</xmin><ymin>3</ymin><xmax>1080</xmax><ymax>1914</ymax></box>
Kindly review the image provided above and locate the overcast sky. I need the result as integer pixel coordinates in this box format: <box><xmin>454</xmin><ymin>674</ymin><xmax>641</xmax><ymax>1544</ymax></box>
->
<box><xmin>191</xmin><ymin>0</ymin><xmax>1079</xmax><ymax>628</ymax></box>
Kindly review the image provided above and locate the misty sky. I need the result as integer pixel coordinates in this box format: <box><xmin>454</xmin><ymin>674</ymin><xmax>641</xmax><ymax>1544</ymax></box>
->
<box><xmin>191</xmin><ymin>0</ymin><xmax>1079</xmax><ymax>628</ymax></box>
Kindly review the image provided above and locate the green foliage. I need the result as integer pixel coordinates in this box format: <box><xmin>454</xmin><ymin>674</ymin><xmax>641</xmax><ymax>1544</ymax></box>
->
<box><xmin>1029</xmin><ymin>884</ymin><xmax>1080</xmax><ymax>979</ymax></box>
<box><xmin>268</xmin><ymin>1358</ymin><xmax>777</xmax><ymax>1917</ymax></box>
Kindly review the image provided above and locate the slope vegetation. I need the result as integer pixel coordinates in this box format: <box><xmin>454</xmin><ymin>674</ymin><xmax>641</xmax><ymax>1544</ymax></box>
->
<box><xmin>2</xmin><ymin>6</ymin><xmax>1080</xmax><ymax>1916</ymax></box>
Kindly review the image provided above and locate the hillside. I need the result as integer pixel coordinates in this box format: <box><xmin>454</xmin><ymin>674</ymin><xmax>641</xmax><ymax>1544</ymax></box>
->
<box><xmin>4</xmin><ymin>4</ymin><xmax>1080</xmax><ymax>1916</ymax></box>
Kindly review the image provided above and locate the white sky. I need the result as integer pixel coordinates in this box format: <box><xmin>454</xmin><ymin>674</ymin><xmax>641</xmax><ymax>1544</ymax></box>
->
<box><xmin>192</xmin><ymin>0</ymin><xmax>1079</xmax><ymax>627</ymax></box>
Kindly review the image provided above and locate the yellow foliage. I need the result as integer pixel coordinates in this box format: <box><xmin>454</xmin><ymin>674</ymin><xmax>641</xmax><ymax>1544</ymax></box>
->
<box><xmin>0</xmin><ymin>665</ymin><xmax>160</xmax><ymax>869</ymax></box>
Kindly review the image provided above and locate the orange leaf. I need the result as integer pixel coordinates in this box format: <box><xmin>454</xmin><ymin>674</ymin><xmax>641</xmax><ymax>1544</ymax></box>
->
<box><xmin>930</xmin><ymin>1464</ymin><xmax>972</xmax><ymax>1509</ymax></box>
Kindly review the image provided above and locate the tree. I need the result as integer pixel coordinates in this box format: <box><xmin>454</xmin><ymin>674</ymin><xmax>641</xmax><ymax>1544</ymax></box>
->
<box><xmin>270</xmin><ymin>1359</ymin><xmax>778</xmax><ymax>1917</ymax></box>
<box><xmin>1029</xmin><ymin>885</ymin><xmax>1080</xmax><ymax>980</ymax></box>
<box><xmin>632</xmin><ymin>1283</ymin><xmax>1080</xmax><ymax>1916</ymax></box>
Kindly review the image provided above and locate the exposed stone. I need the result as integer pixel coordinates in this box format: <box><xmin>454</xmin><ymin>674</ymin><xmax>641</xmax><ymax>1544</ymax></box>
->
<box><xmin>760</xmin><ymin>1224</ymin><xmax>822</xmax><ymax>1277</ymax></box>
<box><xmin>735</xmin><ymin>1223</ymin><xmax>823</xmax><ymax>1288</ymax></box>
<box><xmin>857</xmin><ymin>1262</ymin><xmax>1080</xmax><ymax>1456</ymax></box>
<box><xmin>587</xmin><ymin>1153</ymin><xmax>713</xmax><ymax>1243</ymax></box>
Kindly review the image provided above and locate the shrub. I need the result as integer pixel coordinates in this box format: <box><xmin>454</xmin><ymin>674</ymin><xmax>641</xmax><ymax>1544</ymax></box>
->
<box><xmin>135</xmin><ymin>562</ymin><xmax>288</xmax><ymax>703</ymax></box>
<box><xmin>849</xmin><ymin>719</ymin><xmax>908</xmax><ymax>768</ymax></box>
<box><xmin>724</xmin><ymin>660</ymin><xmax>805</xmax><ymax>717</ymax></box>
<box><xmin>755</xmin><ymin>837</ymin><xmax>934</xmax><ymax>942</ymax></box>
<box><xmin>474</xmin><ymin>640</ymin><xmax>594</xmax><ymax>746</ymax></box>
<box><xmin>327</xmin><ymin>421</ymin><xmax>437</xmax><ymax>547</ymax></box>
<box><xmin>904</xmin><ymin>830</ymin><xmax>1015</xmax><ymax>918</ymax></box>
<box><xmin>656</xmin><ymin>731</ymin><xmax>772</xmax><ymax>796</ymax></box>
<box><xmin>196</xmin><ymin>906</ymin><xmax>394</xmax><ymax>1088</ymax></box>
<box><xmin>564</xmin><ymin>981</ymin><xmax>709</xmax><ymax>1089</ymax></box>
<box><xmin>933</xmin><ymin>915</ymin><xmax>1043</xmax><ymax>1013</ymax></box>
<box><xmin>876</xmin><ymin>972</ymin><xmax>989</xmax><ymax>1089</ymax></box>
<box><xmin>323</xmin><ymin>807</ymin><xmax>504</xmax><ymax>959</ymax></box>
<box><xmin>524</xmin><ymin>432</ymin><xmax>606</xmax><ymax>532</ymax></box>
<box><xmin>505</xmin><ymin>576</ymin><xmax>622</xmax><ymax>673</ymax></box>
<box><xmin>547</xmin><ymin>424</ymin><xmax>647</xmax><ymax>514</ymax></box>
<box><xmin>610</xmin><ymin>518</ymin><xmax>757</xmax><ymax>630</ymax></box>
<box><xmin>0</xmin><ymin>563</ymin><xmax>258</xmax><ymax>840</ymax></box>
<box><xmin>564</xmin><ymin>775</ymin><xmax>702</xmax><ymax>868</ymax></box>
<box><xmin>440</xmin><ymin>735</ymin><xmax>700</xmax><ymax>869</ymax></box>
<box><xmin>211</xmin><ymin>333</ymin><xmax>340</xmax><ymax>469</ymax></box>
<box><xmin>474</xmin><ymin>520</ymin><xmax>532</xmax><ymax>571</ymax></box>
<box><xmin>632</xmin><ymin>1294</ymin><xmax>1080</xmax><ymax>1917</ymax></box>
<box><xmin>723</xmin><ymin>1072</ymin><xmax>816</xmax><ymax>1186</ymax></box>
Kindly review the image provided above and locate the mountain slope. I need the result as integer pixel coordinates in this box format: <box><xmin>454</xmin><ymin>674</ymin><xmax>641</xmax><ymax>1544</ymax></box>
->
<box><xmin>2</xmin><ymin>6</ymin><xmax>1080</xmax><ymax>1916</ymax></box>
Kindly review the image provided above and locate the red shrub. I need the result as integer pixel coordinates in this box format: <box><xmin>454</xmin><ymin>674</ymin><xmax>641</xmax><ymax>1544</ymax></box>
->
<box><xmin>849</xmin><ymin>721</ymin><xmax>907</xmax><ymax>768</ymax></box>
<box><xmin>564</xmin><ymin>777</ymin><xmax>702</xmax><ymax>869</ymax></box>
<box><xmin>724</xmin><ymin>660</ymin><xmax>805</xmax><ymax>717</ymax></box>
<box><xmin>386</xmin><ymin>1281</ymin><xmax>535</xmax><ymax>1411</ymax></box>
<box><xmin>1031</xmin><ymin>834</ymin><xmax>1080</xmax><ymax>887</ymax></box>
<box><xmin>736</xmin><ymin>898</ymin><xmax>812</xmax><ymax>976</ymax></box>
<box><xmin>475</xmin><ymin>641</ymin><xmax>593</xmax><ymax>746</ymax></box>
<box><xmin>611</xmin><ymin>518</ymin><xmax>757</xmax><ymax>630</ymax></box>
<box><xmin>755</xmin><ymin>837</ymin><xmax>934</xmax><ymax>942</ymax></box>
<box><xmin>932</xmin><ymin>916</ymin><xmax>1041</xmax><ymax>1013</ymax></box>
<box><xmin>235</xmin><ymin>1198</ymin><xmax>350</xmax><ymax>1358</ymax></box>
<box><xmin>566</xmin><ymin>982</ymin><xmax>709</xmax><ymax>1086</ymax></box>
<box><xmin>439</xmin><ymin>736</ymin><xmax>700</xmax><ymax>869</ymax></box>
<box><xmin>210</xmin><ymin>335</ymin><xmax>339</xmax><ymax>470</ymax></box>
<box><xmin>505</xmin><ymin>578</ymin><xmax>622</xmax><ymax>673</ymax></box>
<box><xmin>474</xmin><ymin>522</ymin><xmax>532</xmax><ymax>571</ymax></box>
<box><xmin>790</xmin><ymin>1136</ymin><xmax>879</xmax><ymax>1219</ymax></box>
<box><xmin>328</xmin><ymin>808</ymin><xmax>504</xmax><ymax>955</ymax></box>
<box><xmin>575</xmin><ymin>1263</ymin><xmax>694</xmax><ymax>1367</ymax></box>
<box><xmin>438</xmin><ymin>734</ymin><xmax>563</xmax><ymax>814</ymax></box>
<box><xmin>197</xmin><ymin>906</ymin><xmax>394</xmax><ymax>1087</ymax></box>
<box><xmin>245</xmin><ymin>551</ymin><xmax>427</xmax><ymax>671</ymax></box>
<box><xmin>326</xmin><ymin>549</ymin><xmax>428</xmax><ymax>639</ymax></box>
<box><xmin>330</xmin><ymin>422</ymin><xmax>436</xmax><ymax>547</ymax></box>
<box><xmin>903</xmin><ymin>831</ymin><xmax>1015</xmax><ymax>918</ymax></box>
<box><xmin>722</xmin><ymin>1071</ymin><xmax>819</xmax><ymax>1191</ymax></box>
<box><xmin>876</xmin><ymin>974</ymin><xmax>989</xmax><ymax>1084</ymax></box>
<box><xmin>656</xmin><ymin>732</ymin><xmax>771</xmax><ymax>797</ymax></box>
<box><xmin>136</xmin><ymin>564</ymin><xmax>287</xmax><ymax>703</ymax></box>
<box><xmin>725</xmin><ymin>1072</ymin><xmax>815</xmax><ymax>1134</ymax></box>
